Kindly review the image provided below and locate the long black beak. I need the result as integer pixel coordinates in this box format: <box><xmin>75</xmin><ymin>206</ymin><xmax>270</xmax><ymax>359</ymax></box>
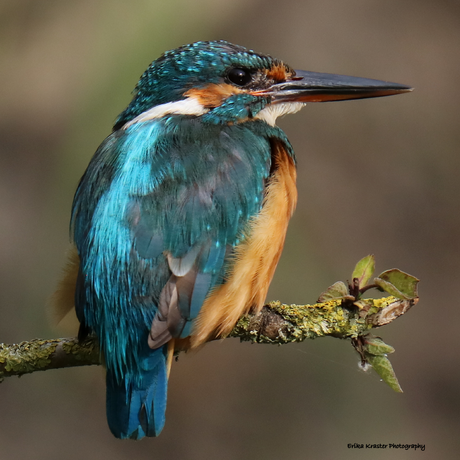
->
<box><xmin>256</xmin><ymin>69</ymin><xmax>412</xmax><ymax>103</ymax></box>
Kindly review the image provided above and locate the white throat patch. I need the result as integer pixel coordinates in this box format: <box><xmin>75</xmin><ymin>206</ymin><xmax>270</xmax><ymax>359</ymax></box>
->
<box><xmin>255</xmin><ymin>102</ymin><xmax>305</xmax><ymax>126</ymax></box>
<box><xmin>123</xmin><ymin>97</ymin><xmax>208</xmax><ymax>129</ymax></box>
<box><xmin>122</xmin><ymin>98</ymin><xmax>305</xmax><ymax>129</ymax></box>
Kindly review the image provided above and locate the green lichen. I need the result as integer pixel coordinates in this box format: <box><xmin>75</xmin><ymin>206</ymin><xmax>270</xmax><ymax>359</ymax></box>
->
<box><xmin>269</xmin><ymin>299</ymin><xmax>356</xmax><ymax>340</ymax></box>
<box><xmin>367</xmin><ymin>296</ymin><xmax>399</xmax><ymax>315</ymax></box>
<box><xmin>0</xmin><ymin>337</ymin><xmax>102</xmax><ymax>380</ymax></box>
<box><xmin>0</xmin><ymin>339</ymin><xmax>59</xmax><ymax>377</ymax></box>
<box><xmin>62</xmin><ymin>337</ymin><xmax>99</xmax><ymax>362</ymax></box>
<box><xmin>231</xmin><ymin>296</ymin><xmax>402</xmax><ymax>346</ymax></box>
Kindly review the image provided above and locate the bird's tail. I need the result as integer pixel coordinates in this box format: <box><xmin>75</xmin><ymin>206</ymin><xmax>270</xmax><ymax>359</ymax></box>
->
<box><xmin>106</xmin><ymin>344</ymin><xmax>169</xmax><ymax>439</ymax></box>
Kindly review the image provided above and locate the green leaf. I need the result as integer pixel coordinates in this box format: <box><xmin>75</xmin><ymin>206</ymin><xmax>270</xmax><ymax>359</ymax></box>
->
<box><xmin>365</xmin><ymin>354</ymin><xmax>403</xmax><ymax>393</ymax></box>
<box><xmin>364</xmin><ymin>336</ymin><xmax>395</xmax><ymax>356</ymax></box>
<box><xmin>317</xmin><ymin>281</ymin><xmax>349</xmax><ymax>302</ymax></box>
<box><xmin>375</xmin><ymin>269</ymin><xmax>419</xmax><ymax>300</ymax></box>
<box><xmin>352</xmin><ymin>255</ymin><xmax>375</xmax><ymax>289</ymax></box>
<box><xmin>374</xmin><ymin>278</ymin><xmax>408</xmax><ymax>299</ymax></box>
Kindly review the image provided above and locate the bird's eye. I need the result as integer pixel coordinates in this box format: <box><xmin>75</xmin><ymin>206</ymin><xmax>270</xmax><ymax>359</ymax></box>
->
<box><xmin>227</xmin><ymin>68</ymin><xmax>252</xmax><ymax>86</ymax></box>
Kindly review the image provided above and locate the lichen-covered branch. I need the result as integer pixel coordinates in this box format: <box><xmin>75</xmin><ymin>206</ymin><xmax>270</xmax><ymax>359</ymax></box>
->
<box><xmin>0</xmin><ymin>337</ymin><xmax>100</xmax><ymax>382</ymax></box>
<box><xmin>0</xmin><ymin>295</ymin><xmax>417</xmax><ymax>381</ymax></box>
<box><xmin>230</xmin><ymin>296</ymin><xmax>416</xmax><ymax>343</ymax></box>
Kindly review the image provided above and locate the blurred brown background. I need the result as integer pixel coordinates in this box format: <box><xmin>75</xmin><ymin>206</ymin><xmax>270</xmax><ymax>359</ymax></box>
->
<box><xmin>1</xmin><ymin>0</ymin><xmax>458</xmax><ymax>459</ymax></box>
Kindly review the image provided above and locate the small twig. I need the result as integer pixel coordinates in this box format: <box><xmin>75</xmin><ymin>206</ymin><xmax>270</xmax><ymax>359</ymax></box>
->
<box><xmin>359</xmin><ymin>283</ymin><xmax>379</xmax><ymax>295</ymax></box>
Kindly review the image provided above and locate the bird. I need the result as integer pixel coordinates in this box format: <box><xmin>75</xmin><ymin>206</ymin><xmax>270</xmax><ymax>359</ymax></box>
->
<box><xmin>53</xmin><ymin>40</ymin><xmax>411</xmax><ymax>440</ymax></box>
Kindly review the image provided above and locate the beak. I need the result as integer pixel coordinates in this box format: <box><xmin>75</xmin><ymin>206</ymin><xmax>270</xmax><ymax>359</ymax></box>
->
<box><xmin>257</xmin><ymin>69</ymin><xmax>412</xmax><ymax>103</ymax></box>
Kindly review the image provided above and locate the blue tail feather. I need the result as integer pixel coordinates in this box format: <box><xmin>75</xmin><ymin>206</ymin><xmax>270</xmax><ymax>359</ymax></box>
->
<box><xmin>106</xmin><ymin>345</ymin><xmax>168</xmax><ymax>440</ymax></box>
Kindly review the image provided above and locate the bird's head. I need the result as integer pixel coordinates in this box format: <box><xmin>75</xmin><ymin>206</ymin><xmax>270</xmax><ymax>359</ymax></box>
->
<box><xmin>115</xmin><ymin>40</ymin><xmax>411</xmax><ymax>130</ymax></box>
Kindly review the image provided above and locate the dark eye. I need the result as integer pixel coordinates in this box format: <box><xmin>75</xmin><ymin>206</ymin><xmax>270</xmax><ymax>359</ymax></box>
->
<box><xmin>227</xmin><ymin>68</ymin><xmax>252</xmax><ymax>86</ymax></box>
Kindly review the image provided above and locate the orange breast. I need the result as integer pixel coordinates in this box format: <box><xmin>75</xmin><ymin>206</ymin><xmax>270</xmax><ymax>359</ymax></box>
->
<box><xmin>191</xmin><ymin>140</ymin><xmax>297</xmax><ymax>348</ymax></box>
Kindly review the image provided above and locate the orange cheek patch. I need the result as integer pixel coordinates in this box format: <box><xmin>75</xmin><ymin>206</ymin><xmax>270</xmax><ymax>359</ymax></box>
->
<box><xmin>265</xmin><ymin>63</ymin><xmax>291</xmax><ymax>82</ymax></box>
<box><xmin>184</xmin><ymin>83</ymin><xmax>243</xmax><ymax>108</ymax></box>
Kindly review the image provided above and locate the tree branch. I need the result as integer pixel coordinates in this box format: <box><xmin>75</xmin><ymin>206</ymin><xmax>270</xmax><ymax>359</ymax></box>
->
<box><xmin>0</xmin><ymin>295</ymin><xmax>417</xmax><ymax>381</ymax></box>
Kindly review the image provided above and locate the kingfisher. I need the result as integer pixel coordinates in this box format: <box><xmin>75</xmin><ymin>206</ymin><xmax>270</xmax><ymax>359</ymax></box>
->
<box><xmin>53</xmin><ymin>40</ymin><xmax>411</xmax><ymax>439</ymax></box>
